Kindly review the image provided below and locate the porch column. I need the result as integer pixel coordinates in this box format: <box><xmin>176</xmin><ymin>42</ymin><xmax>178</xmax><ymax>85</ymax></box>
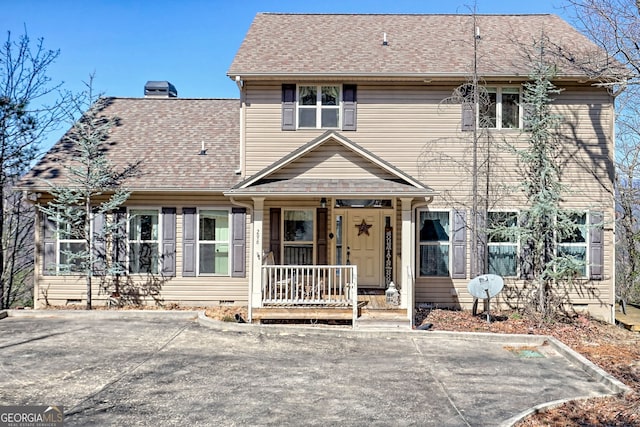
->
<box><xmin>400</xmin><ymin>198</ymin><xmax>414</xmax><ymax>319</ymax></box>
<box><xmin>250</xmin><ymin>197</ymin><xmax>265</xmax><ymax>317</ymax></box>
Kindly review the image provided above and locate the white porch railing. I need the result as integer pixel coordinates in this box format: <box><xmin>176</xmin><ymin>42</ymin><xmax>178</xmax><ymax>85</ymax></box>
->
<box><xmin>261</xmin><ymin>265</ymin><xmax>358</xmax><ymax>310</ymax></box>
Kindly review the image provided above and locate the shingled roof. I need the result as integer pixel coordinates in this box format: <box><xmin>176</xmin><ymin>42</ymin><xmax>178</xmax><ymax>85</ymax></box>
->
<box><xmin>228</xmin><ymin>13</ymin><xmax>615</xmax><ymax>79</ymax></box>
<box><xmin>20</xmin><ymin>98</ymin><xmax>241</xmax><ymax>192</ymax></box>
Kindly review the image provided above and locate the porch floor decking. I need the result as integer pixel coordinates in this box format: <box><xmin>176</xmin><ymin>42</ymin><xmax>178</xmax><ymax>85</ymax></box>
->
<box><xmin>253</xmin><ymin>292</ymin><xmax>408</xmax><ymax>324</ymax></box>
<box><xmin>616</xmin><ymin>303</ymin><xmax>640</xmax><ymax>332</ymax></box>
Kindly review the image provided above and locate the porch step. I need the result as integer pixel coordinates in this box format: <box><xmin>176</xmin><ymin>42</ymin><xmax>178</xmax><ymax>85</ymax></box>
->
<box><xmin>356</xmin><ymin>310</ymin><xmax>411</xmax><ymax>329</ymax></box>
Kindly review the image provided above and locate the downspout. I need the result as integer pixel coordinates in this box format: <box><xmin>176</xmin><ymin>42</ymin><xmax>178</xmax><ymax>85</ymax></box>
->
<box><xmin>410</xmin><ymin>196</ymin><xmax>434</xmax><ymax>326</ymax></box>
<box><xmin>610</xmin><ymin>95</ymin><xmax>616</xmax><ymax>324</ymax></box>
<box><xmin>230</xmin><ymin>197</ymin><xmax>254</xmax><ymax>321</ymax></box>
<box><xmin>235</xmin><ymin>76</ymin><xmax>245</xmax><ymax>176</ymax></box>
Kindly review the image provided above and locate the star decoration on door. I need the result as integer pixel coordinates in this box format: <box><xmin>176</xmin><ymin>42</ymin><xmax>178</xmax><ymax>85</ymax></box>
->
<box><xmin>356</xmin><ymin>219</ymin><xmax>372</xmax><ymax>236</ymax></box>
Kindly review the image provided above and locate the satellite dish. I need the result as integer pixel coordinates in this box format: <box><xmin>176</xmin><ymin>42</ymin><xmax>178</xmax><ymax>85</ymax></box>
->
<box><xmin>467</xmin><ymin>274</ymin><xmax>504</xmax><ymax>299</ymax></box>
<box><xmin>468</xmin><ymin>274</ymin><xmax>504</xmax><ymax>323</ymax></box>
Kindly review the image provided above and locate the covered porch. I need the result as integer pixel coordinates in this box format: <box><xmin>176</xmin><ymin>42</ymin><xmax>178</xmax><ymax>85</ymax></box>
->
<box><xmin>252</xmin><ymin>264</ymin><xmax>408</xmax><ymax>327</ymax></box>
<box><xmin>225</xmin><ymin>131</ymin><xmax>437</xmax><ymax>327</ymax></box>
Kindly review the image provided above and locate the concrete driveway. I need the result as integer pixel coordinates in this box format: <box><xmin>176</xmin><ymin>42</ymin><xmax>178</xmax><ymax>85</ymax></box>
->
<box><xmin>0</xmin><ymin>310</ymin><xmax>626</xmax><ymax>426</ymax></box>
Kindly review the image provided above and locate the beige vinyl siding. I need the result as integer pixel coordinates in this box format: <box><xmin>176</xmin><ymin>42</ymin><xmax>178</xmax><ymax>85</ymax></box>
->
<box><xmin>414</xmin><ymin>209</ymin><xmax>615</xmax><ymax>321</ymax></box>
<box><xmin>34</xmin><ymin>193</ymin><xmax>251</xmax><ymax>308</ymax></box>
<box><xmin>242</xmin><ymin>78</ymin><xmax>614</xmax><ymax>320</ymax></box>
<box><xmin>270</xmin><ymin>140</ymin><xmax>398</xmax><ymax>180</ymax></box>
<box><xmin>243</xmin><ymin>82</ymin><xmax>613</xmax><ymax>204</ymax></box>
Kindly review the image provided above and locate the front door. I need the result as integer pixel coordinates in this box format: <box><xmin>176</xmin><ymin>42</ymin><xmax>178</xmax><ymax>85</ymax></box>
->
<box><xmin>338</xmin><ymin>210</ymin><xmax>384</xmax><ymax>288</ymax></box>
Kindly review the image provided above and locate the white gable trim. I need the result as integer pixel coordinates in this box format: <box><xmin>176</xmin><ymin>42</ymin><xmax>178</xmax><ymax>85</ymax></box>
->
<box><xmin>232</xmin><ymin>130</ymin><xmax>429</xmax><ymax>191</ymax></box>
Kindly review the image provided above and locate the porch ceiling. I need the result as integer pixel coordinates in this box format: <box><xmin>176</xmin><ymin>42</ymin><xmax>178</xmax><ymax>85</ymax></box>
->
<box><xmin>224</xmin><ymin>178</ymin><xmax>436</xmax><ymax>197</ymax></box>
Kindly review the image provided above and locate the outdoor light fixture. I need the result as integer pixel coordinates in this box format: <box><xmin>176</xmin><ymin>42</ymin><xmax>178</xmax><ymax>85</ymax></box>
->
<box><xmin>320</xmin><ymin>197</ymin><xmax>327</xmax><ymax>208</ymax></box>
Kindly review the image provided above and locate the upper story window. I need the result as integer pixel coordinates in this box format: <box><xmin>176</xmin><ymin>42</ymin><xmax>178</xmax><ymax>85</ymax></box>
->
<box><xmin>282</xmin><ymin>84</ymin><xmax>357</xmax><ymax>131</ymax></box>
<box><xmin>480</xmin><ymin>87</ymin><xmax>521</xmax><ymax>129</ymax></box>
<box><xmin>298</xmin><ymin>85</ymin><xmax>340</xmax><ymax>128</ymax></box>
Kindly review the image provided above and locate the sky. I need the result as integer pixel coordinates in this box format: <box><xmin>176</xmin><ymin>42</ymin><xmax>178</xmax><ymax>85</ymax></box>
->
<box><xmin>3</xmin><ymin>0</ymin><xmax>571</xmax><ymax>150</ymax></box>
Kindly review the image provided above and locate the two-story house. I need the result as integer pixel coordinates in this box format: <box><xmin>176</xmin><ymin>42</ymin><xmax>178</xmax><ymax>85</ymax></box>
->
<box><xmin>20</xmin><ymin>13</ymin><xmax>617</xmax><ymax>325</ymax></box>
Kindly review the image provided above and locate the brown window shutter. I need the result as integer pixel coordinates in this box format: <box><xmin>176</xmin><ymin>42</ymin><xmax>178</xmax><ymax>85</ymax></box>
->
<box><xmin>112</xmin><ymin>207</ymin><xmax>127</xmax><ymax>275</ymax></box>
<box><xmin>92</xmin><ymin>212</ymin><xmax>106</xmax><ymax>276</ymax></box>
<box><xmin>282</xmin><ymin>84</ymin><xmax>296</xmax><ymax>131</ymax></box>
<box><xmin>472</xmin><ymin>211</ymin><xmax>486</xmax><ymax>277</ymax></box>
<box><xmin>589</xmin><ymin>211</ymin><xmax>604</xmax><ymax>280</ymax></box>
<box><xmin>451</xmin><ymin>210</ymin><xmax>467</xmax><ymax>279</ymax></box>
<box><xmin>232</xmin><ymin>208</ymin><xmax>247</xmax><ymax>277</ymax></box>
<box><xmin>182</xmin><ymin>207</ymin><xmax>196</xmax><ymax>277</ymax></box>
<box><xmin>461</xmin><ymin>102</ymin><xmax>474</xmax><ymax>131</ymax></box>
<box><xmin>270</xmin><ymin>208</ymin><xmax>281</xmax><ymax>263</ymax></box>
<box><xmin>42</xmin><ymin>210</ymin><xmax>56</xmax><ymax>276</ymax></box>
<box><xmin>161</xmin><ymin>207</ymin><xmax>176</xmax><ymax>277</ymax></box>
<box><xmin>316</xmin><ymin>208</ymin><xmax>328</xmax><ymax>265</ymax></box>
<box><xmin>519</xmin><ymin>212</ymin><xmax>534</xmax><ymax>280</ymax></box>
<box><xmin>342</xmin><ymin>84</ymin><xmax>357</xmax><ymax>131</ymax></box>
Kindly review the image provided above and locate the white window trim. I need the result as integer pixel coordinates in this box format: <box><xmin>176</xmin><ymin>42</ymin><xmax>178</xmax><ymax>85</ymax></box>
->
<box><xmin>196</xmin><ymin>207</ymin><xmax>231</xmax><ymax>277</ymax></box>
<box><xmin>487</xmin><ymin>210</ymin><xmax>519</xmax><ymax>277</ymax></box>
<box><xmin>557</xmin><ymin>211</ymin><xmax>589</xmax><ymax>278</ymax></box>
<box><xmin>481</xmin><ymin>86</ymin><xmax>523</xmax><ymax>130</ymax></box>
<box><xmin>418</xmin><ymin>209</ymin><xmax>452</xmax><ymax>277</ymax></box>
<box><xmin>282</xmin><ymin>208</ymin><xmax>316</xmax><ymax>265</ymax></box>
<box><xmin>56</xmin><ymin>214</ymin><xmax>89</xmax><ymax>275</ymax></box>
<box><xmin>297</xmin><ymin>84</ymin><xmax>342</xmax><ymax>130</ymax></box>
<box><xmin>127</xmin><ymin>207</ymin><xmax>162</xmax><ymax>275</ymax></box>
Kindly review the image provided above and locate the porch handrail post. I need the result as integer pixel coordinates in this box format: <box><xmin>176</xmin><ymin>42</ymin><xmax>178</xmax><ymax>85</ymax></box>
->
<box><xmin>401</xmin><ymin>197</ymin><xmax>413</xmax><ymax>321</ymax></box>
<box><xmin>251</xmin><ymin>197</ymin><xmax>265</xmax><ymax>319</ymax></box>
<box><xmin>351</xmin><ymin>265</ymin><xmax>358</xmax><ymax>328</ymax></box>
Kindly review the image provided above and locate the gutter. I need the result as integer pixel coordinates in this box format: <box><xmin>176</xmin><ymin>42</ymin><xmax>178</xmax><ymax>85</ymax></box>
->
<box><xmin>226</xmin><ymin>71</ymin><xmax>594</xmax><ymax>81</ymax></box>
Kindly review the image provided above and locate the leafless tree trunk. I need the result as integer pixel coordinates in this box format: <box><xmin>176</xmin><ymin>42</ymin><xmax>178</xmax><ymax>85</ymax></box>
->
<box><xmin>0</xmin><ymin>30</ymin><xmax>69</xmax><ymax>308</ymax></box>
<box><xmin>569</xmin><ymin>0</ymin><xmax>640</xmax><ymax>303</ymax></box>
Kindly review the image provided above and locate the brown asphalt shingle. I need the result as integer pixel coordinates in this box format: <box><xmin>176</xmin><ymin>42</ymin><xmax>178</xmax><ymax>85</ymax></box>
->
<box><xmin>226</xmin><ymin>178</ymin><xmax>435</xmax><ymax>196</ymax></box>
<box><xmin>20</xmin><ymin>98</ymin><xmax>241</xmax><ymax>192</ymax></box>
<box><xmin>228</xmin><ymin>13</ymin><xmax>615</xmax><ymax>78</ymax></box>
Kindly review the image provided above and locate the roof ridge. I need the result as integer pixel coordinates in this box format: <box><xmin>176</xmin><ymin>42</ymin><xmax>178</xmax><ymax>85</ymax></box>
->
<box><xmin>105</xmin><ymin>97</ymin><xmax>240</xmax><ymax>101</ymax></box>
<box><xmin>257</xmin><ymin>12</ymin><xmax>555</xmax><ymax>17</ymax></box>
